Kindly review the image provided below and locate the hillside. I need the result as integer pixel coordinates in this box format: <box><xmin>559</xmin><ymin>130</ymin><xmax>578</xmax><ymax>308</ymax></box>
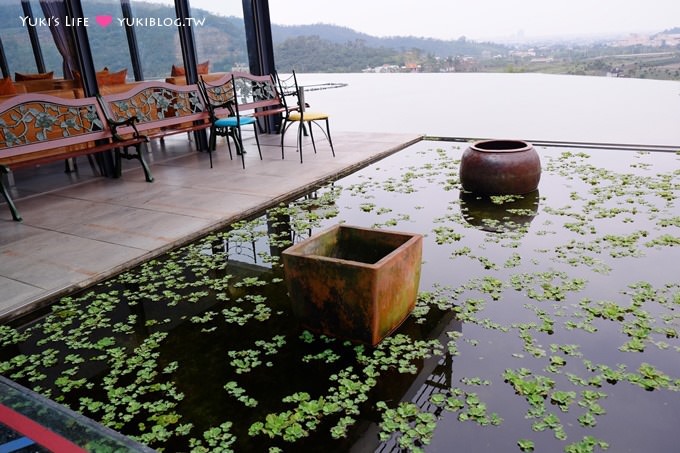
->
<box><xmin>272</xmin><ymin>23</ymin><xmax>507</xmax><ymax>58</ymax></box>
<box><xmin>1</xmin><ymin>0</ymin><xmax>507</xmax><ymax>76</ymax></box>
<box><xmin>271</xmin><ymin>23</ymin><xmax>509</xmax><ymax>72</ymax></box>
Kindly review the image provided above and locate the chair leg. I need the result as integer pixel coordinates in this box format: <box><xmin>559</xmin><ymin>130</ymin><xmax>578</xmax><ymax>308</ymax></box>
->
<box><xmin>252</xmin><ymin>124</ymin><xmax>262</xmax><ymax>160</ymax></box>
<box><xmin>325</xmin><ymin>119</ymin><xmax>335</xmax><ymax>157</ymax></box>
<box><xmin>209</xmin><ymin>126</ymin><xmax>217</xmax><ymax>151</ymax></box>
<box><xmin>233</xmin><ymin>127</ymin><xmax>246</xmax><ymax>169</ymax></box>
<box><xmin>297</xmin><ymin>121</ymin><xmax>304</xmax><ymax>164</ymax></box>
<box><xmin>86</xmin><ymin>154</ymin><xmax>100</xmax><ymax>175</ymax></box>
<box><xmin>134</xmin><ymin>143</ymin><xmax>154</xmax><ymax>182</ymax></box>
<box><xmin>114</xmin><ymin>148</ymin><xmax>123</xmax><ymax>178</ymax></box>
<box><xmin>280</xmin><ymin>119</ymin><xmax>290</xmax><ymax>159</ymax></box>
<box><xmin>309</xmin><ymin>119</ymin><xmax>335</xmax><ymax>158</ymax></box>
<box><xmin>1</xmin><ymin>165</ymin><xmax>21</xmax><ymax>221</ymax></box>
<box><xmin>307</xmin><ymin>121</ymin><xmax>318</xmax><ymax>154</ymax></box>
<box><xmin>224</xmin><ymin>131</ymin><xmax>234</xmax><ymax>161</ymax></box>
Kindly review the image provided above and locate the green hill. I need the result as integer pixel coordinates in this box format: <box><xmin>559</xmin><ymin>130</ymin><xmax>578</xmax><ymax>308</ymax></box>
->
<box><xmin>1</xmin><ymin>0</ymin><xmax>509</xmax><ymax>77</ymax></box>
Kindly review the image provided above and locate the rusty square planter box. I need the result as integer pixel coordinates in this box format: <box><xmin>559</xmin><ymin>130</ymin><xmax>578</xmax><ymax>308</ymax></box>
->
<box><xmin>282</xmin><ymin>224</ymin><xmax>423</xmax><ymax>346</ymax></box>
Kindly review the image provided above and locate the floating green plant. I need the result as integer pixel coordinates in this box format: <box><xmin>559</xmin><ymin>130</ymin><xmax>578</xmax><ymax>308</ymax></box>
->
<box><xmin>376</xmin><ymin>401</ymin><xmax>437</xmax><ymax>453</ymax></box>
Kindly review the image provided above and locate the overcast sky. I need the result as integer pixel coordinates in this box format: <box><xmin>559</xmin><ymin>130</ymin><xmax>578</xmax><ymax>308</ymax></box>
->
<box><xmin>147</xmin><ymin>0</ymin><xmax>680</xmax><ymax>41</ymax></box>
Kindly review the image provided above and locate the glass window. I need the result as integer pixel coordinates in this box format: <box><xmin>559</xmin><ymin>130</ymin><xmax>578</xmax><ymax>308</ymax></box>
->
<box><xmin>190</xmin><ymin>4</ymin><xmax>249</xmax><ymax>74</ymax></box>
<box><xmin>81</xmin><ymin>1</ymin><xmax>133</xmax><ymax>77</ymax></box>
<box><xmin>0</xmin><ymin>0</ymin><xmax>250</xmax><ymax>83</ymax></box>
<box><xmin>1</xmin><ymin>1</ymin><xmax>62</xmax><ymax>77</ymax></box>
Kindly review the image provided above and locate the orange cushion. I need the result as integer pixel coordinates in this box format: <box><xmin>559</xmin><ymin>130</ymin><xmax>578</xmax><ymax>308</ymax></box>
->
<box><xmin>15</xmin><ymin>71</ymin><xmax>54</xmax><ymax>81</ymax></box>
<box><xmin>97</xmin><ymin>68</ymin><xmax>127</xmax><ymax>86</ymax></box>
<box><xmin>171</xmin><ymin>60</ymin><xmax>209</xmax><ymax>76</ymax></box>
<box><xmin>0</xmin><ymin>77</ymin><xmax>17</xmax><ymax>95</ymax></box>
<box><xmin>72</xmin><ymin>68</ymin><xmax>110</xmax><ymax>86</ymax></box>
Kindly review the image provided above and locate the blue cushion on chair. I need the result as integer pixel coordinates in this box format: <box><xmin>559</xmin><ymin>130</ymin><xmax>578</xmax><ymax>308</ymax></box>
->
<box><xmin>215</xmin><ymin>117</ymin><xmax>256</xmax><ymax>127</ymax></box>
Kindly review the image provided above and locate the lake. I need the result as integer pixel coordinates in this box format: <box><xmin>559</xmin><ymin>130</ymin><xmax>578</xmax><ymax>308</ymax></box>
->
<box><xmin>296</xmin><ymin>72</ymin><xmax>680</xmax><ymax>146</ymax></box>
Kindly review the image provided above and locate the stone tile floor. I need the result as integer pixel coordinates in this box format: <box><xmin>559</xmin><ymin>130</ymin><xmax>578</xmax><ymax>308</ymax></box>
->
<box><xmin>0</xmin><ymin>131</ymin><xmax>421</xmax><ymax>321</ymax></box>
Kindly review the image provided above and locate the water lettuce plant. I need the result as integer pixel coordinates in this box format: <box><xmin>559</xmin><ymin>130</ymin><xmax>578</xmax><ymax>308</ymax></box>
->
<box><xmin>0</xmin><ymin>143</ymin><xmax>678</xmax><ymax>452</ymax></box>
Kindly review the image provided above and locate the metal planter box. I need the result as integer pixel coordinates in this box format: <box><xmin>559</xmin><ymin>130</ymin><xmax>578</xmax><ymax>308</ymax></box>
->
<box><xmin>282</xmin><ymin>224</ymin><xmax>423</xmax><ymax>346</ymax></box>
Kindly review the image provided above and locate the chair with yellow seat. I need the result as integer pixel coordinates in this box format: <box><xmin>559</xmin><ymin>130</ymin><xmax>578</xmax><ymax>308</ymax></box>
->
<box><xmin>277</xmin><ymin>70</ymin><xmax>334</xmax><ymax>163</ymax></box>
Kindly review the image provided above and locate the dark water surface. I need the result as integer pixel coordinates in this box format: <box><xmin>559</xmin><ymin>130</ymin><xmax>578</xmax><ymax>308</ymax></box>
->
<box><xmin>1</xmin><ymin>141</ymin><xmax>679</xmax><ymax>452</ymax></box>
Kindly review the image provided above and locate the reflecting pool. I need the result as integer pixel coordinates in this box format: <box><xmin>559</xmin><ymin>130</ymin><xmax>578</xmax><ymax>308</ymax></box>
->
<box><xmin>1</xmin><ymin>141</ymin><xmax>679</xmax><ymax>452</ymax></box>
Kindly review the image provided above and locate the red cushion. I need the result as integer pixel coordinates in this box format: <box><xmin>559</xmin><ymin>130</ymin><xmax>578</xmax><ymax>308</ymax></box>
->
<box><xmin>0</xmin><ymin>77</ymin><xmax>17</xmax><ymax>95</ymax></box>
<box><xmin>97</xmin><ymin>68</ymin><xmax>127</xmax><ymax>86</ymax></box>
<box><xmin>171</xmin><ymin>60</ymin><xmax>210</xmax><ymax>76</ymax></box>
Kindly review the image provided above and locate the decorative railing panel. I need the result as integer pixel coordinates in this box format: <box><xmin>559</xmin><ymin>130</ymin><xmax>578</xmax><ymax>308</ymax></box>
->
<box><xmin>107</xmin><ymin>87</ymin><xmax>204</xmax><ymax>126</ymax></box>
<box><xmin>0</xmin><ymin>101</ymin><xmax>103</xmax><ymax>150</ymax></box>
<box><xmin>234</xmin><ymin>77</ymin><xmax>277</xmax><ymax>105</ymax></box>
<box><xmin>203</xmin><ymin>79</ymin><xmax>235</xmax><ymax>106</ymax></box>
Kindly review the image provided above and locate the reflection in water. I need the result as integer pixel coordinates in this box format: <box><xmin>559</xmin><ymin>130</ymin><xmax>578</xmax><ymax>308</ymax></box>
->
<box><xmin>459</xmin><ymin>190</ymin><xmax>540</xmax><ymax>233</ymax></box>
<box><xmin>367</xmin><ymin>311</ymin><xmax>462</xmax><ymax>453</ymax></box>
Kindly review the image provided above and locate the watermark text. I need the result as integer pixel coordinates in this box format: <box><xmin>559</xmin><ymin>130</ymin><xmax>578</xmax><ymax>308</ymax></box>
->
<box><xmin>19</xmin><ymin>15</ymin><xmax>206</xmax><ymax>28</ymax></box>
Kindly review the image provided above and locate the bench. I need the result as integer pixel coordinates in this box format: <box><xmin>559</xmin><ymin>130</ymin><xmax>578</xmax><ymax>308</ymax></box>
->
<box><xmin>1</xmin><ymin>73</ymin><xmax>294</xmax><ymax>221</ymax></box>
<box><xmin>0</xmin><ymin>93</ymin><xmax>151</xmax><ymax>221</ymax></box>
<box><xmin>97</xmin><ymin>81</ymin><xmax>210</xmax><ymax>150</ymax></box>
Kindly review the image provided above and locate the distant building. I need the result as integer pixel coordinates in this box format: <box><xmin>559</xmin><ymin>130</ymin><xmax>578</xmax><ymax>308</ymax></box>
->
<box><xmin>362</xmin><ymin>64</ymin><xmax>401</xmax><ymax>73</ymax></box>
<box><xmin>403</xmin><ymin>63</ymin><xmax>420</xmax><ymax>72</ymax></box>
<box><xmin>611</xmin><ymin>32</ymin><xmax>680</xmax><ymax>47</ymax></box>
<box><xmin>231</xmin><ymin>63</ymin><xmax>249</xmax><ymax>72</ymax></box>
<box><xmin>509</xmin><ymin>49</ymin><xmax>536</xmax><ymax>58</ymax></box>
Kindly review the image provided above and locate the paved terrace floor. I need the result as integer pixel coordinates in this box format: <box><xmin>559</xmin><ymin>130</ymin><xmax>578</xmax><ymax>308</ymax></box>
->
<box><xmin>0</xmin><ymin>131</ymin><xmax>422</xmax><ymax>322</ymax></box>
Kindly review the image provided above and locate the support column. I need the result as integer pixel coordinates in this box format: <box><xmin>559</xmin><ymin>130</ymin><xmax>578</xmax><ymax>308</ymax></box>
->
<box><xmin>242</xmin><ymin>0</ymin><xmax>278</xmax><ymax>133</ymax></box>
<box><xmin>0</xmin><ymin>37</ymin><xmax>9</xmax><ymax>79</ymax></box>
<box><xmin>65</xmin><ymin>0</ymin><xmax>115</xmax><ymax>176</ymax></box>
<box><xmin>65</xmin><ymin>0</ymin><xmax>97</xmax><ymax>96</ymax></box>
<box><xmin>242</xmin><ymin>0</ymin><xmax>276</xmax><ymax>76</ymax></box>
<box><xmin>21</xmin><ymin>0</ymin><xmax>46</xmax><ymax>73</ymax></box>
<box><xmin>121</xmin><ymin>0</ymin><xmax>144</xmax><ymax>81</ymax></box>
<box><xmin>175</xmin><ymin>0</ymin><xmax>208</xmax><ymax>151</ymax></box>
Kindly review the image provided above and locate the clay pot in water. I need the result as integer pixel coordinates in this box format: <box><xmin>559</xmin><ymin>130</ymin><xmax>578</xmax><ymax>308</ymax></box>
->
<box><xmin>459</xmin><ymin>139</ymin><xmax>541</xmax><ymax>194</ymax></box>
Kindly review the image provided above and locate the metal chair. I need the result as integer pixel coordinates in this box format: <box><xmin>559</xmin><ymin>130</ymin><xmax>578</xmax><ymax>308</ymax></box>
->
<box><xmin>276</xmin><ymin>70</ymin><xmax>334</xmax><ymax>163</ymax></box>
<box><xmin>198</xmin><ymin>74</ymin><xmax>262</xmax><ymax>169</ymax></box>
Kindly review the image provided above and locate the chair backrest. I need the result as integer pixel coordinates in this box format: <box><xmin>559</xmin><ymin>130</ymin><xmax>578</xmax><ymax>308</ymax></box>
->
<box><xmin>274</xmin><ymin>70</ymin><xmax>300</xmax><ymax>115</ymax></box>
<box><xmin>197</xmin><ymin>74</ymin><xmax>237</xmax><ymax>121</ymax></box>
<box><xmin>230</xmin><ymin>72</ymin><xmax>282</xmax><ymax>112</ymax></box>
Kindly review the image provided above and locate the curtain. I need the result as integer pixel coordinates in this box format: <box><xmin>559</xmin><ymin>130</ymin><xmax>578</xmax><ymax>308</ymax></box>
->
<box><xmin>0</xmin><ymin>37</ymin><xmax>10</xmax><ymax>78</ymax></box>
<box><xmin>39</xmin><ymin>0</ymin><xmax>78</xmax><ymax>79</ymax></box>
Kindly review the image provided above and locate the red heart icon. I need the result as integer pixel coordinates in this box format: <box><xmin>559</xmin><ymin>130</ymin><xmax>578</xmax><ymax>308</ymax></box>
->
<box><xmin>96</xmin><ymin>15</ymin><xmax>112</xmax><ymax>27</ymax></box>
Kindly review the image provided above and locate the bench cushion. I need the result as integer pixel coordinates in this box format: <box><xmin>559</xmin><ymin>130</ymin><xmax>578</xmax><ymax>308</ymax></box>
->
<box><xmin>15</xmin><ymin>71</ymin><xmax>54</xmax><ymax>81</ymax></box>
<box><xmin>0</xmin><ymin>77</ymin><xmax>17</xmax><ymax>95</ymax></box>
<box><xmin>171</xmin><ymin>60</ymin><xmax>210</xmax><ymax>76</ymax></box>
